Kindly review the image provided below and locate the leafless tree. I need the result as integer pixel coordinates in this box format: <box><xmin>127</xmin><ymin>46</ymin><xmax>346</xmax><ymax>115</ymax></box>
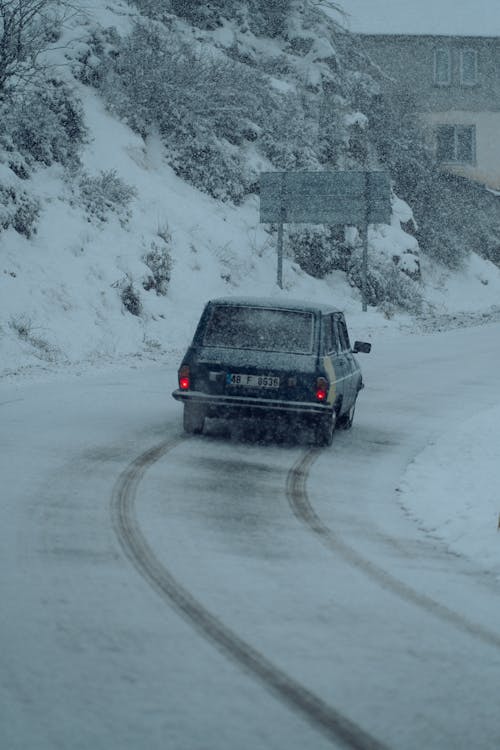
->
<box><xmin>0</xmin><ymin>0</ymin><xmax>74</xmax><ymax>93</ymax></box>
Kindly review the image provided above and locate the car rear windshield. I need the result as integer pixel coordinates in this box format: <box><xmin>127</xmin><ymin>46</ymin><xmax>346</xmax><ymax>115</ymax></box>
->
<box><xmin>202</xmin><ymin>305</ymin><xmax>314</xmax><ymax>354</ymax></box>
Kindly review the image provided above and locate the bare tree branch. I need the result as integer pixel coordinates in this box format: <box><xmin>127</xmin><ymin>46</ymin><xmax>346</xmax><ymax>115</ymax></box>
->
<box><xmin>0</xmin><ymin>0</ymin><xmax>79</xmax><ymax>94</ymax></box>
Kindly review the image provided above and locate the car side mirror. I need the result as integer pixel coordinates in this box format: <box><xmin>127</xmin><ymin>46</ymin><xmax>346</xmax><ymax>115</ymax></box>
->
<box><xmin>353</xmin><ymin>341</ymin><xmax>371</xmax><ymax>354</ymax></box>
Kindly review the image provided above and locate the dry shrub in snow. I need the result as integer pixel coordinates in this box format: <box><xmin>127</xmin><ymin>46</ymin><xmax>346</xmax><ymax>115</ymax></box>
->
<box><xmin>143</xmin><ymin>240</ymin><xmax>173</xmax><ymax>296</ymax></box>
<box><xmin>8</xmin><ymin>315</ymin><xmax>62</xmax><ymax>362</ymax></box>
<box><xmin>119</xmin><ymin>279</ymin><xmax>142</xmax><ymax>317</ymax></box>
<box><xmin>76</xmin><ymin>169</ymin><xmax>136</xmax><ymax>225</ymax></box>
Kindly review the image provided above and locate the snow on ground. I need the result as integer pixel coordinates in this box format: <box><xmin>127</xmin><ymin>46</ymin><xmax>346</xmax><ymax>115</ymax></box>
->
<box><xmin>401</xmin><ymin>404</ymin><xmax>500</xmax><ymax>578</ymax></box>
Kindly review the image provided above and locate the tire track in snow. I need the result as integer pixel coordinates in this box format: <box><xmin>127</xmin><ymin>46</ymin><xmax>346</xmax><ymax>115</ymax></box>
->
<box><xmin>287</xmin><ymin>447</ymin><xmax>500</xmax><ymax>651</ymax></box>
<box><xmin>111</xmin><ymin>437</ymin><xmax>390</xmax><ymax>750</ymax></box>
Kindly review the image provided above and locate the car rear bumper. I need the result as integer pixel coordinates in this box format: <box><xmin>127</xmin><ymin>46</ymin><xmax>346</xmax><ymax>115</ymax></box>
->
<box><xmin>172</xmin><ymin>389</ymin><xmax>331</xmax><ymax>418</ymax></box>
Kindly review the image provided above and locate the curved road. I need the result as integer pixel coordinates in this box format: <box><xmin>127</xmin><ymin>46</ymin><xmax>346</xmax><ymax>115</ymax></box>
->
<box><xmin>1</xmin><ymin>322</ymin><xmax>500</xmax><ymax>750</ymax></box>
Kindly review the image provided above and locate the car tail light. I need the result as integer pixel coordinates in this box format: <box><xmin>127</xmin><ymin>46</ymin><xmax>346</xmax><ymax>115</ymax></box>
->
<box><xmin>315</xmin><ymin>377</ymin><xmax>328</xmax><ymax>402</ymax></box>
<box><xmin>179</xmin><ymin>365</ymin><xmax>190</xmax><ymax>390</ymax></box>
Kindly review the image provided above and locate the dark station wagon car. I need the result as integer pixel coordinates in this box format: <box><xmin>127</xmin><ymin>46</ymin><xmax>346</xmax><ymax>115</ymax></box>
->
<box><xmin>172</xmin><ymin>297</ymin><xmax>371</xmax><ymax>445</ymax></box>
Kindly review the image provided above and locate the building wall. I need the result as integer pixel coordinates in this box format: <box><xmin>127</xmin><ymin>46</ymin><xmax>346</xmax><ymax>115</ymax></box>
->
<box><xmin>359</xmin><ymin>35</ymin><xmax>500</xmax><ymax>112</ymax></box>
<box><xmin>359</xmin><ymin>34</ymin><xmax>500</xmax><ymax>187</ymax></box>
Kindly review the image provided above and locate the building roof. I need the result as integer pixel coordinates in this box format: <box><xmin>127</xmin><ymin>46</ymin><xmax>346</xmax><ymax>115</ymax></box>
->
<box><xmin>324</xmin><ymin>0</ymin><xmax>500</xmax><ymax>37</ymax></box>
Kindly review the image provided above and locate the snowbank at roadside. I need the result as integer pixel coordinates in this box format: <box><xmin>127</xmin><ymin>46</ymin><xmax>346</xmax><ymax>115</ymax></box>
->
<box><xmin>401</xmin><ymin>405</ymin><xmax>500</xmax><ymax>579</ymax></box>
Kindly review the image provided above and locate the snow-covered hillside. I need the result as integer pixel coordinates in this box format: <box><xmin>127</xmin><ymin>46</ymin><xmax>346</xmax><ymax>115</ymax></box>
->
<box><xmin>2</xmin><ymin>0</ymin><xmax>500</xmax><ymax>379</ymax></box>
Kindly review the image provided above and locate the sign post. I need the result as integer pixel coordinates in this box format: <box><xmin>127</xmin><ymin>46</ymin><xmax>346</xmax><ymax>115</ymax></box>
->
<box><xmin>360</xmin><ymin>222</ymin><xmax>368</xmax><ymax>313</ymax></box>
<box><xmin>260</xmin><ymin>171</ymin><xmax>391</xmax><ymax>307</ymax></box>
<box><xmin>362</xmin><ymin>171</ymin><xmax>370</xmax><ymax>312</ymax></box>
<box><xmin>276</xmin><ymin>172</ymin><xmax>286</xmax><ymax>289</ymax></box>
<box><xmin>277</xmin><ymin>219</ymin><xmax>284</xmax><ymax>289</ymax></box>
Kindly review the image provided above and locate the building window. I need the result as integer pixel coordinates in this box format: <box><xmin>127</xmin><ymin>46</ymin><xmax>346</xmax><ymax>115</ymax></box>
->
<box><xmin>461</xmin><ymin>49</ymin><xmax>478</xmax><ymax>85</ymax></box>
<box><xmin>434</xmin><ymin>48</ymin><xmax>451</xmax><ymax>85</ymax></box>
<box><xmin>436</xmin><ymin>125</ymin><xmax>476</xmax><ymax>164</ymax></box>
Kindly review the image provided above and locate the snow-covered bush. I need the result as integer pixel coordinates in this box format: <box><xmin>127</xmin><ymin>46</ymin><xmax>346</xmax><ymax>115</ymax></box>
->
<box><xmin>76</xmin><ymin>170</ymin><xmax>136</xmax><ymax>225</ymax></box>
<box><xmin>94</xmin><ymin>16</ymin><xmax>338</xmax><ymax>202</ymax></box>
<box><xmin>346</xmin><ymin>248</ymin><xmax>422</xmax><ymax>314</ymax></box>
<box><xmin>246</xmin><ymin>0</ymin><xmax>292</xmax><ymax>37</ymax></box>
<box><xmin>70</xmin><ymin>27</ymin><xmax>121</xmax><ymax>87</ymax></box>
<box><xmin>0</xmin><ymin>79</ymin><xmax>86</xmax><ymax>170</ymax></box>
<box><xmin>260</xmin><ymin>92</ymin><xmax>320</xmax><ymax>170</ymax></box>
<box><xmin>131</xmin><ymin>0</ymin><xmax>243</xmax><ymax>30</ymax></box>
<box><xmin>367</xmin><ymin>86</ymin><xmax>500</xmax><ymax>270</ymax></box>
<box><xmin>143</xmin><ymin>236</ymin><xmax>173</xmax><ymax>296</ymax></box>
<box><xmin>119</xmin><ymin>278</ymin><xmax>142</xmax><ymax>316</ymax></box>
<box><xmin>0</xmin><ymin>74</ymin><xmax>85</xmax><ymax>241</ymax></box>
<box><xmin>169</xmin><ymin>0</ymin><xmax>228</xmax><ymax>28</ymax></box>
<box><xmin>287</xmin><ymin>225</ymin><xmax>348</xmax><ymax>278</ymax></box>
<box><xmin>368</xmin><ymin>89</ymin><xmax>434</xmax><ymax>203</ymax></box>
<box><xmin>287</xmin><ymin>220</ymin><xmax>421</xmax><ymax>312</ymax></box>
<box><xmin>131</xmin><ymin>0</ymin><xmax>292</xmax><ymax>35</ymax></box>
<box><xmin>0</xmin><ymin>185</ymin><xmax>40</xmax><ymax>238</ymax></box>
<box><xmin>95</xmin><ymin>19</ymin><xmax>271</xmax><ymax>201</ymax></box>
<box><xmin>415</xmin><ymin>174</ymin><xmax>500</xmax><ymax>270</ymax></box>
<box><xmin>170</xmin><ymin>138</ymin><xmax>250</xmax><ymax>204</ymax></box>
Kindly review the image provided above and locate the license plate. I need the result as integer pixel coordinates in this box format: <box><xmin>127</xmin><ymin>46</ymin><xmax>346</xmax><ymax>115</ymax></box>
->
<box><xmin>227</xmin><ymin>373</ymin><xmax>280</xmax><ymax>388</ymax></box>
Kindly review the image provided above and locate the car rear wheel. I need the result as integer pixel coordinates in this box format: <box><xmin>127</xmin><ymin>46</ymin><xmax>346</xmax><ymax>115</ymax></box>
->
<box><xmin>314</xmin><ymin>410</ymin><xmax>336</xmax><ymax>447</ymax></box>
<box><xmin>183</xmin><ymin>402</ymin><xmax>206</xmax><ymax>434</ymax></box>
<box><xmin>337</xmin><ymin>401</ymin><xmax>356</xmax><ymax>430</ymax></box>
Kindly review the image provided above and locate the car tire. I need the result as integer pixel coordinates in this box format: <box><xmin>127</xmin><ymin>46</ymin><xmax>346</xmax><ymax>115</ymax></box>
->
<box><xmin>183</xmin><ymin>402</ymin><xmax>206</xmax><ymax>434</ymax></box>
<box><xmin>337</xmin><ymin>401</ymin><xmax>356</xmax><ymax>430</ymax></box>
<box><xmin>315</xmin><ymin>410</ymin><xmax>336</xmax><ymax>447</ymax></box>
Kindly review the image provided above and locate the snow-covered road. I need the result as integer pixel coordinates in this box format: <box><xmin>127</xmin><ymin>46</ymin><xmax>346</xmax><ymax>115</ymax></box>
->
<box><xmin>1</xmin><ymin>323</ymin><xmax>500</xmax><ymax>750</ymax></box>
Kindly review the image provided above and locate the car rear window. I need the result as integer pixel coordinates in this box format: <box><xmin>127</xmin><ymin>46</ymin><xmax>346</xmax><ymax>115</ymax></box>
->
<box><xmin>202</xmin><ymin>305</ymin><xmax>314</xmax><ymax>354</ymax></box>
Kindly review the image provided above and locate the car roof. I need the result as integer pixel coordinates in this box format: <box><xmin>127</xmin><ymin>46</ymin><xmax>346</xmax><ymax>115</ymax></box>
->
<box><xmin>207</xmin><ymin>296</ymin><xmax>343</xmax><ymax>315</ymax></box>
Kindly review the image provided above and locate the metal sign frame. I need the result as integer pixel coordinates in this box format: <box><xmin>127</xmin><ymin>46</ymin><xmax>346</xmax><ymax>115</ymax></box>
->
<box><xmin>259</xmin><ymin>170</ymin><xmax>391</xmax><ymax>310</ymax></box>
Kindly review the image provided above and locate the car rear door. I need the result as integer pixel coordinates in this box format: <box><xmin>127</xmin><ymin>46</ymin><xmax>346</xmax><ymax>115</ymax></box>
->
<box><xmin>322</xmin><ymin>314</ymin><xmax>347</xmax><ymax>408</ymax></box>
<box><xmin>332</xmin><ymin>314</ymin><xmax>356</xmax><ymax>411</ymax></box>
<box><xmin>192</xmin><ymin>303</ymin><xmax>319</xmax><ymax>405</ymax></box>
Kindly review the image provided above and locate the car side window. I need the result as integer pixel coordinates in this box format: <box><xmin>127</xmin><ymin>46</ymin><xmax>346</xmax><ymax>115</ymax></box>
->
<box><xmin>334</xmin><ymin>315</ymin><xmax>350</xmax><ymax>352</ymax></box>
<box><xmin>322</xmin><ymin>315</ymin><xmax>335</xmax><ymax>354</ymax></box>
